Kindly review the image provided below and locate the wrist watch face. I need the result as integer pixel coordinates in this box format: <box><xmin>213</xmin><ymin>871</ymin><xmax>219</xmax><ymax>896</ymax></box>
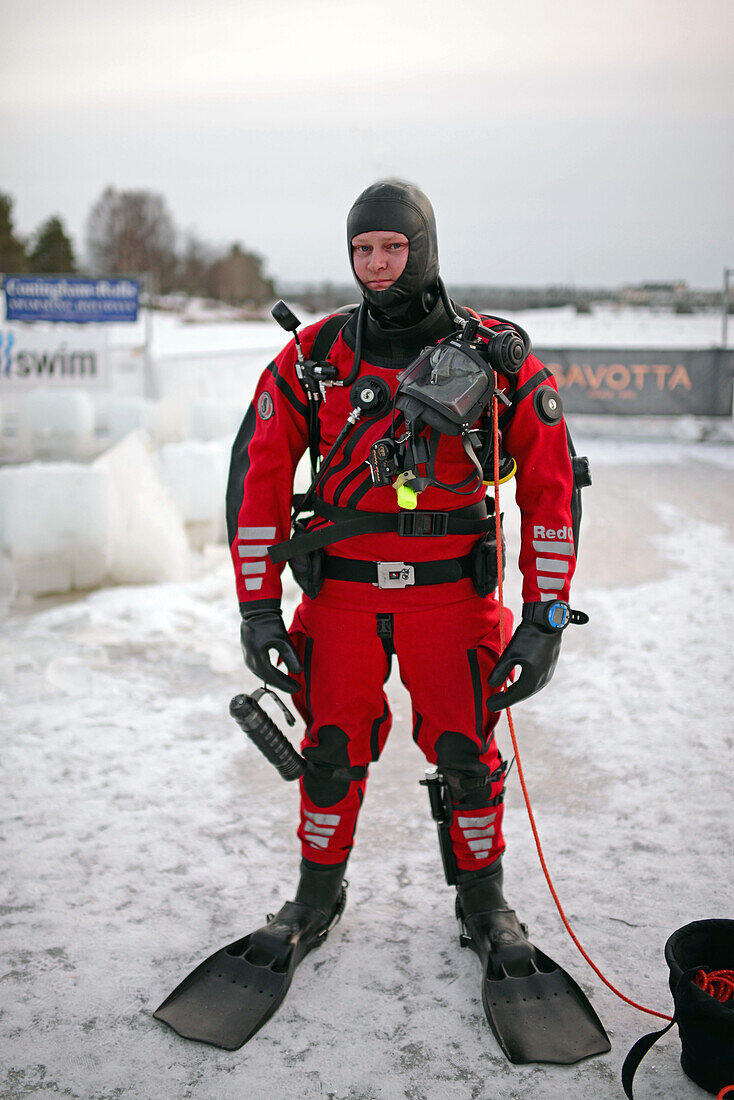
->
<box><xmin>545</xmin><ymin>600</ymin><xmax>570</xmax><ymax>630</ymax></box>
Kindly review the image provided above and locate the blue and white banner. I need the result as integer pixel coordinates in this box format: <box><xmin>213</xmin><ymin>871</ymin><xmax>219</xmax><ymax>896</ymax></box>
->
<box><xmin>3</xmin><ymin>276</ymin><xmax>139</xmax><ymax>323</ymax></box>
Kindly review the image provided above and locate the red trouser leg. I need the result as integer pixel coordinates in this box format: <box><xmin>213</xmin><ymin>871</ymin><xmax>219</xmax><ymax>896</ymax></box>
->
<box><xmin>392</xmin><ymin>596</ymin><xmax>513</xmax><ymax>873</ymax></box>
<box><xmin>287</xmin><ymin>592</ymin><xmax>512</xmax><ymax>873</ymax></box>
<box><xmin>288</xmin><ymin>598</ymin><xmax>392</xmax><ymax>866</ymax></box>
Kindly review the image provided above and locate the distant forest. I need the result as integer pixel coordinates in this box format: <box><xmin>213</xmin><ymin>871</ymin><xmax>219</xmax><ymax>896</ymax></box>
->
<box><xmin>0</xmin><ymin>188</ymin><xmax>274</xmax><ymax>308</ymax></box>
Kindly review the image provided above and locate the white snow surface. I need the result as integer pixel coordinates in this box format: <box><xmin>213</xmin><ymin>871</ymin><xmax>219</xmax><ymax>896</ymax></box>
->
<box><xmin>2</xmin><ymin>433</ymin><xmax>734</xmax><ymax>1100</ymax></box>
<box><xmin>116</xmin><ymin>303</ymin><xmax>728</xmax><ymax>356</ymax></box>
<box><xmin>2</xmin><ymin>306</ymin><xmax>734</xmax><ymax>1098</ymax></box>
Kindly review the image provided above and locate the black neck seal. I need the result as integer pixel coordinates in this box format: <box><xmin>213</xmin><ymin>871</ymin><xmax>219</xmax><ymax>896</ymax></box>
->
<box><xmin>347</xmin><ymin>179</ymin><xmax>440</xmax><ymax>325</ymax></box>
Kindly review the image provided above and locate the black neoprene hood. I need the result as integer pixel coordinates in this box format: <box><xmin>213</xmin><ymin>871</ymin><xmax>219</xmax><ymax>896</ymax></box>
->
<box><xmin>347</xmin><ymin>179</ymin><xmax>440</xmax><ymax>313</ymax></box>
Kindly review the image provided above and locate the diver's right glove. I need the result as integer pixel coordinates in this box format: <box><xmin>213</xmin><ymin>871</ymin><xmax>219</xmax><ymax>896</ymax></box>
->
<box><xmin>240</xmin><ymin>601</ymin><xmax>302</xmax><ymax>694</ymax></box>
<box><xmin>486</xmin><ymin>600</ymin><xmax>588</xmax><ymax>709</ymax></box>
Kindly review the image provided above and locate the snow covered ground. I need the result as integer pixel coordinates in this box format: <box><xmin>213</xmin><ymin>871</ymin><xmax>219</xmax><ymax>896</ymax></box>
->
<box><xmin>2</xmin><ymin>307</ymin><xmax>734</xmax><ymax>1099</ymax></box>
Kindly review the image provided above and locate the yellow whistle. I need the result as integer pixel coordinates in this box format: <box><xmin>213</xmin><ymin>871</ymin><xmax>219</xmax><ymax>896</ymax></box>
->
<box><xmin>396</xmin><ymin>482</ymin><xmax>418</xmax><ymax>510</ymax></box>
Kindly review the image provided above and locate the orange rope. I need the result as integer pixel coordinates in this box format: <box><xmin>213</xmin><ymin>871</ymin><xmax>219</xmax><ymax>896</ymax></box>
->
<box><xmin>490</xmin><ymin>393</ymin><xmax>672</xmax><ymax>1022</ymax></box>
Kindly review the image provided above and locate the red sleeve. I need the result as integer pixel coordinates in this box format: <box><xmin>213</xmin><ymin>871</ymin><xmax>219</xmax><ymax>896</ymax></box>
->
<box><xmin>500</xmin><ymin>352</ymin><xmax>577</xmax><ymax>603</ymax></box>
<box><xmin>226</xmin><ymin>338</ymin><xmax>309</xmax><ymax>606</ymax></box>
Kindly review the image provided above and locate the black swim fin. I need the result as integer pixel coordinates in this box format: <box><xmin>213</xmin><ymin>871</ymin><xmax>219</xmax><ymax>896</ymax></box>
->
<box><xmin>457</xmin><ymin>896</ymin><xmax>611</xmax><ymax>1064</ymax></box>
<box><xmin>154</xmin><ymin>887</ymin><xmax>346</xmax><ymax>1050</ymax></box>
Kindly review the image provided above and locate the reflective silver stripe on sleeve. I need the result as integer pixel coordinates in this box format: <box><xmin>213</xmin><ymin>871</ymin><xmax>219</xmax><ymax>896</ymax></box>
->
<box><xmin>244</xmin><ymin>577</ymin><xmax>263</xmax><ymax>590</ymax></box>
<box><xmin>305</xmin><ymin>811</ymin><xmax>341</xmax><ymax>826</ymax></box>
<box><xmin>537</xmin><ymin>576</ymin><xmax>565</xmax><ymax>590</ymax></box>
<box><xmin>533</xmin><ymin>540</ymin><xmax>573</xmax><ymax>555</ymax></box>
<box><xmin>239</xmin><ymin>526</ymin><xmax>277</xmax><ymax>540</ymax></box>
<box><xmin>536</xmin><ymin>557</ymin><xmax>570</xmax><ymax>574</ymax></box>
<box><xmin>238</xmin><ymin>545</ymin><xmax>269</xmax><ymax>557</ymax></box>
<box><xmin>240</xmin><ymin>562</ymin><xmax>266</xmax><ymax>575</ymax></box>
<box><xmin>539</xmin><ymin>593</ymin><xmax>555</xmax><ymax>602</ymax></box>
<box><xmin>468</xmin><ymin>837</ymin><xmax>495</xmax><ymax>852</ymax></box>
<box><xmin>457</xmin><ymin>814</ymin><xmax>495</xmax><ymax>828</ymax></box>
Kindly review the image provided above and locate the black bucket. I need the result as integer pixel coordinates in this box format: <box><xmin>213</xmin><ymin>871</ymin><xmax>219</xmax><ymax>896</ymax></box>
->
<box><xmin>622</xmin><ymin>919</ymin><xmax>734</xmax><ymax>1097</ymax></box>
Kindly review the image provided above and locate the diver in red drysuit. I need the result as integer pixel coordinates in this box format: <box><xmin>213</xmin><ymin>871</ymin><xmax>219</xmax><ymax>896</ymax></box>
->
<box><xmin>227</xmin><ymin>178</ymin><xmax>580</xmax><ymax>926</ymax></box>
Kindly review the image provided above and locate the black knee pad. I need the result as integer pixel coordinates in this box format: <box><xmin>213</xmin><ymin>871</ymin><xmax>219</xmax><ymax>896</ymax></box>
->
<box><xmin>434</xmin><ymin>729</ymin><xmax>504</xmax><ymax>809</ymax></box>
<box><xmin>303</xmin><ymin>725</ymin><xmax>353</xmax><ymax>806</ymax></box>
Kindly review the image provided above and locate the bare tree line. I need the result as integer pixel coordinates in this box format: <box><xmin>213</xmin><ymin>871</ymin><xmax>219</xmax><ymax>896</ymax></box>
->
<box><xmin>2</xmin><ymin>187</ymin><xmax>274</xmax><ymax>307</ymax></box>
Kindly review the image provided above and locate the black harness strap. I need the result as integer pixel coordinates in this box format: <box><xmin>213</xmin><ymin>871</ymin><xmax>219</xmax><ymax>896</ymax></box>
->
<box><xmin>498</xmin><ymin>365</ymin><xmax>550</xmax><ymax>430</ymax></box>
<box><xmin>269</xmin><ymin>500</ymin><xmax>490</xmax><ymax>563</ymax></box>
<box><xmin>308</xmin><ymin>309</ymin><xmax>355</xmax><ymax>363</ymax></box>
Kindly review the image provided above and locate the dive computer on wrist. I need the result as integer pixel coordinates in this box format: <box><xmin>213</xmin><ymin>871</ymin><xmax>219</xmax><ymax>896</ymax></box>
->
<box><xmin>522</xmin><ymin>600</ymin><xmax>589</xmax><ymax>632</ymax></box>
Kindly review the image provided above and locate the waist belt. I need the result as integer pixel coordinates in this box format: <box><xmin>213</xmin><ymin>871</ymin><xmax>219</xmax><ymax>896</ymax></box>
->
<box><xmin>322</xmin><ymin>554</ymin><xmax>473</xmax><ymax>589</ymax></box>
<box><xmin>269</xmin><ymin>498</ymin><xmax>490</xmax><ymax>564</ymax></box>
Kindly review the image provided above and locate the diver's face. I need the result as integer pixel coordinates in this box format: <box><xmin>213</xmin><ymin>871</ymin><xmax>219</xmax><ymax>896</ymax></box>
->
<box><xmin>351</xmin><ymin>230</ymin><xmax>409</xmax><ymax>292</ymax></box>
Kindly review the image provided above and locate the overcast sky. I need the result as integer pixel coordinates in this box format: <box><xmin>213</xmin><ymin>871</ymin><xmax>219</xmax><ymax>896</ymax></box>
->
<box><xmin>1</xmin><ymin>0</ymin><xmax>732</xmax><ymax>288</ymax></box>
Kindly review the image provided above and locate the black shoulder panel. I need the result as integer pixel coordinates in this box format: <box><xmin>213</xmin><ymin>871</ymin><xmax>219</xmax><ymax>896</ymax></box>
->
<box><xmin>226</xmin><ymin>404</ymin><xmax>258</xmax><ymax>546</ymax></box>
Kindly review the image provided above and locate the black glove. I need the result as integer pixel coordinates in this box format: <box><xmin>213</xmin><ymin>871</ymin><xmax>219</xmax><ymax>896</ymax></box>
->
<box><xmin>486</xmin><ymin>620</ymin><xmax>562</xmax><ymax>710</ymax></box>
<box><xmin>240</xmin><ymin>604</ymin><xmax>302</xmax><ymax>694</ymax></box>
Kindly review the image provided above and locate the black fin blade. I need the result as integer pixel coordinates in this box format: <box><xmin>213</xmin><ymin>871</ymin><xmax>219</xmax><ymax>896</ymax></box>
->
<box><xmin>153</xmin><ymin>934</ymin><xmax>297</xmax><ymax>1051</ymax></box>
<box><xmin>481</xmin><ymin>948</ymin><xmax>611</xmax><ymax>1065</ymax></box>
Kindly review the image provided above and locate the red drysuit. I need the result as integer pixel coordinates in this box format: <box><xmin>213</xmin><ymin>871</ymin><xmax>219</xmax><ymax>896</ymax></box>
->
<box><xmin>227</xmin><ymin>312</ymin><xmax>578</xmax><ymax>871</ymax></box>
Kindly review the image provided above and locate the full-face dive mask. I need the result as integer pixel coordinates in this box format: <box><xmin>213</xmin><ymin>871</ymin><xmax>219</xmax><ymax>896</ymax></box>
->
<box><xmin>395</xmin><ymin>316</ymin><xmax>527</xmax><ymax>435</ymax></box>
<box><xmin>371</xmin><ymin>313</ymin><xmax>529</xmax><ymax>501</ymax></box>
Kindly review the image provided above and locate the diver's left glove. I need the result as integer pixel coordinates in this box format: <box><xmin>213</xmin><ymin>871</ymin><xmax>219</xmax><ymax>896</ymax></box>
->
<box><xmin>240</xmin><ymin>600</ymin><xmax>302</xmax><ymax>694</ymax></box>
<box><xmin>486</xmin><ymin>599</ymin><xmax>588</xmax><ymax>709</ymax></box>
<box><xmin>486</xmin><ymin>609</ymin><xmax>562</xmax><ymax>710</ymax></box>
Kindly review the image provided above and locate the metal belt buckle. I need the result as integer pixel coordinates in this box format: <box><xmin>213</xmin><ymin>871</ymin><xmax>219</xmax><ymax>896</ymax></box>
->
<box><xmin>375</xmin><ymin>562</ymin><xmax>415</xmax><ymax>589</ymax></box>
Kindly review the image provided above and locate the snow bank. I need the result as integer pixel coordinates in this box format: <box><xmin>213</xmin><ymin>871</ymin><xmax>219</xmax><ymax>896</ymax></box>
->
<box><xmin>92</xmin><ymin>431</ymin><xmax>190</xmax><ymax>585</ymax></box>
<box><xmin>15</xmin><ymin>389</ymin><xmax>96</xmax><ymax>461</ymax></box>
<box><xmin>0</xmin><ymin>432</ymin><xmax>191</xmax><ymax>600</ymax></box>
<box><xmin>158</xmin><ymin>438</ymin><xmax>231</xmax><ymax>548</ymax></box>
<box><xmin>0</xmin><ymin>462</ymin><xmax>109</xmax><ymax>598</ymax></box>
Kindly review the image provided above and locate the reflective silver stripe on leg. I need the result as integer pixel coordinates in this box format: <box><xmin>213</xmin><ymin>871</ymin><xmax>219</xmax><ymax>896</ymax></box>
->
<box><xmin>305</xmin><ymin>811</ymin><xmax>341</xmax><ymax>826</ymax></box>
<box><xmin>304</xmin><ymin>822</ymin><xmax>336</xmax><ymax>836</ymax></box>
<box><xmin>305</xmin><ymin>835</ymin><xmax>330</xmax><ymax>848</ymax></box>
<box><xmin>457</xmin><ymin>814</ymin><xmax>495</xmax><ymax>828</ymax></box>
<box><xmin>240</xmin><ymin>562</ymin><xmax>266</xmax><ymax>575</ymax></box>
<box><xmin>467</xmin><ymin>834</ymin><xmax>495</xmax><ymax>851</ymax></box>
<box><xmin>462</xmin><ymin>825</ymin><xmax>496</xmax><ymax>839</ymax></box>
<box><xmin>456</xmin><ymin>812</ymin><xmax>497</xmax><ymax>859</ymax></box>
